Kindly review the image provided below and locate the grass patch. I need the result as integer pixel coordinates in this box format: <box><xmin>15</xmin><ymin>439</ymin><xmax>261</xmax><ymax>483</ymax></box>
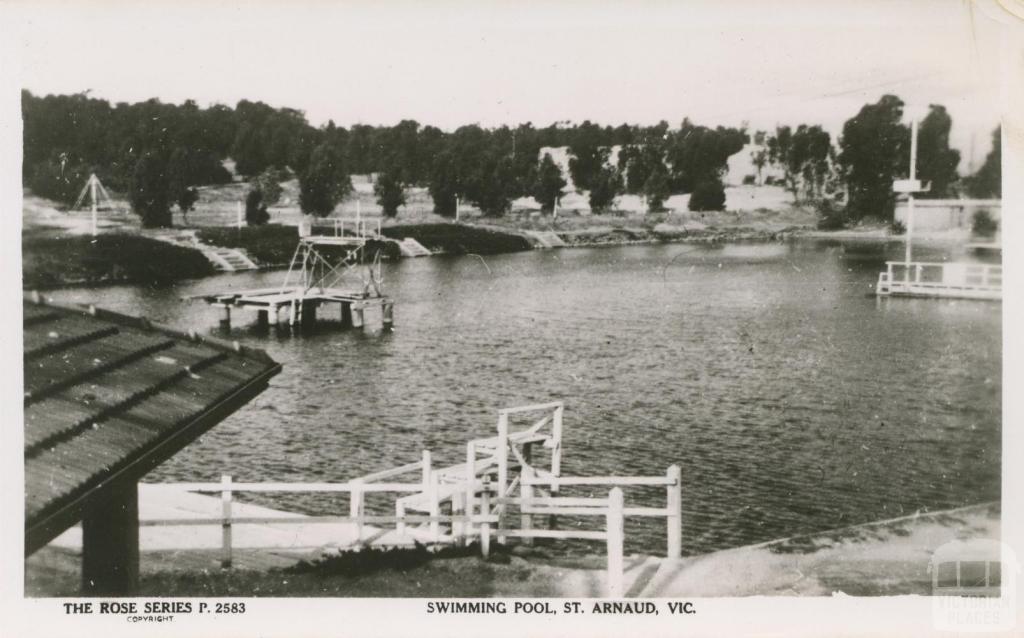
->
<box><xmin>197</xmin><ymin>224</ymin><xmax>401</xmax><ymax>265</ymax></box>
<box><xmin>196</xmin><ymin>224</ymin><xmax>299</xmax><ymax>265</ymax></box>
<box><xmin>382</xmin><ymin>223</ymin><xmax>531</xmax><ymax>255</ymax></box>
<box><xmin>22</xmin><ymin>233</ymin><xmax>214</xmax><ymax>288</ymax></box>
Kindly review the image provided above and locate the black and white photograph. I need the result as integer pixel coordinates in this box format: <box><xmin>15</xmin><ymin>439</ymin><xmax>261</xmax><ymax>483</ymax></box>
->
<box><xmin>2</xmin><ymin>1</ymin><xmax>1022</xmax><ymax>636</ymax></box>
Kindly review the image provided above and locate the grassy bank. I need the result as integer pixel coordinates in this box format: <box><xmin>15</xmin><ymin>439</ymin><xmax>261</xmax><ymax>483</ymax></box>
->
<box><xmin>381</xmin><ymin>223</ymin><xmax>532</xmax><ymax>255</ymax></box>
<box><xmin>196</xmin><ymin>224</ymin><xmax>300</xmax><ymax>265</ymax></box>
<box><xmin>22</xmin><ymin>233</ymin><xmax>214</xmax><ymax>288</ymax></box>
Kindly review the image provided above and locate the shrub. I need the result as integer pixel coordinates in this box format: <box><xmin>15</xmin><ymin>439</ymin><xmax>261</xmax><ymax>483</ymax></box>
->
<box><xmin>245</xmin><ymin>188</ymin><xmax>270</xmax><ymax>226</ymax></box>
<box><xmin>816</xmin><ymin>199</ymin><xmax>847</xmax><ymax>230</ymax></box>
<box><xmin>688</xmin><ymin>180</ymin><xmax>726</xmax><ymax>212</ymax></box>
<box><xmin>972</xmin><ymin>209</ymin><xmax>998</xmax><ymax>236</ymax></box>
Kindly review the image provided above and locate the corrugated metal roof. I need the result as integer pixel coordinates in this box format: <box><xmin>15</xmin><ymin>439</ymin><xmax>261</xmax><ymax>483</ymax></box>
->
<box><xmin>23</xmin><ymin>296</ymin><xmax>281</xmax><ymax>554</ymax></box>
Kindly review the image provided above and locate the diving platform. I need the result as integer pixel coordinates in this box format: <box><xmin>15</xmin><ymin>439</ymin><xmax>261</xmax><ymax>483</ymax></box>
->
<box><xmin>197</xmin><ymin>218</ymin><xmax>395</xmax><ymax>330</ymax></box>
<box><xmin>876</xmin><ymin>261</ymin><xmax>1002</xmax><ymax>301</ymax></box>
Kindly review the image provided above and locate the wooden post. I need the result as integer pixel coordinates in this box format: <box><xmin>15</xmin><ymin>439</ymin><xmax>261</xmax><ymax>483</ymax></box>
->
<box><xmin>352</xmin><ymin>304</ymin><xmax>365</xmax><ymax>329</ymax></box>
<box><xmin>396</xmin><ymin>501</ymin><xmax>407</xmax><ymax>537</ymax></box>
<box><xmin>422</xmin><ymin>450</ymin><xmax>432</xmax><ymax>488</ymax></box>
<box><xmin>350</xmin><ymin>478</ymin><xmax>363</xmax><ymax>545</ymax></box>
<box><xmin>221</xmin><ymin>475</ymin><xmax>233</xmax><ymax>568</ymax></box>
<box><xmin>429</xmin><ymin>471</ymin><xmax>440</xmax><ymax>542</ymax></box>
<box><xmin>256</xmin><ymin>310</ymin><xmax>268</xmax><ymax>329</ymax></box>
<box><xmin>465</xmin><ymin>441</ymin><xmax>476</xmax><ymax>540</ymax></box>
<box><xmin>496</xmin><ymin>412</ymin><xmax>509</xmax><ymax>545</ymax></box>
<box><xmin>340</xmin><ymin>302</ymin><xmax>353</xmax><ymax>328</ymax></box>
<box><xmin>606</xmin><ymin>487</ymin><xmax>625</xmax><ymax>598</ymax></box>
<box><xmin>452</xmin><ymin>492</ymin><xmax>464</xmax><ymax>544</ymax></box>
<box><xmin>90</xmin><ymin>175</ymin><xmax>98</xmax><ymax>237</ymax></box>
<box><xmin>480</xmin><ymin>476</ymin><xmax>491</xmax><ymax>558</ymax></box>
<box><xmin>300</xmin><ymin>300</ymin><xmax>317</xmax><ymax>329</ymax></box>
<box><xmin>382</xmin><ymin>302</ymin><xmax>394</xmax><ymax>329</ymax></box>
<box><xmin>81</xmin><ymin>481</ymin><xmax>139</xmax><ymax>595</ymax></box>
<box><xmin>905</xmin><ymin>119</ymin><xmax>918</xmax><ymax>265</ymax></box>
<box><xmin>551</xmin><ymin>404</ymin><xmax>563</xmax><ymax>494</ymax></box>
<box><xmin>268</xmin><ymin>304</ymin><xmax>279</xmax><ymax>327</ymax></box>
<box><xmin>666</xmin><ymin>465</ymin><xmax>682</xmax><ymax>559</ymax></box>
<box><xmin>521</xmin><ymin>462</ymin><xmax>534</xmax><ymax>545</ymax></box>
<box><xmin>219</xmin><ymin>305</ymin><xmax>231</xmax><ymax>330</ymax></box>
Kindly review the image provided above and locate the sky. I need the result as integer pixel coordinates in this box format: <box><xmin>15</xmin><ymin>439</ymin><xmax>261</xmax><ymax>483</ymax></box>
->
<box><xmin>7</xmin><ymin>0</ymin><xmax>1011</xmax><ymax>167</ymax></box>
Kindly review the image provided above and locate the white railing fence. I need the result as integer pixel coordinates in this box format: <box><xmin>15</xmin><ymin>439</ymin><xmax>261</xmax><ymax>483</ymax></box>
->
<box><xmin>140</xmin><ymin>462</ymin><xmax>681</xmax><ymax>598</ymax></box>
<box><xmin>878</xmin><ymin>261</ymin><xmax>1002</xmax><ymax>297</ymax></box>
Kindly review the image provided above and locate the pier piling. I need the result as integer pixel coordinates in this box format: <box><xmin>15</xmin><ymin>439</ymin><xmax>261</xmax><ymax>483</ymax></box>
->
<box><xmin>340</xmin><ymin>302</ymin><xmax>353</xmax><ymax>328</ymax></box>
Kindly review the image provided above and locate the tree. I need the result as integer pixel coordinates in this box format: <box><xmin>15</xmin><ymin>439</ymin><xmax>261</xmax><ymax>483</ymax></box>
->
<box><xmin>245</xmin><ymin>187</ymin><xmax>269</xmax><ymax>225</ymax></box>
<box><xmin>129</xmin><ymin>152</ymin><xmax>173</xmax><ymax>228</ymax></box>
<box><xmin>688</xmin><ymin>179</ymin><xmax>726</xmax><ymax>212</ymax></box>
<box><xmin>966</xmin><ymin>126</ymin><xmax>1000</xmax><ymax>198</ymax></box>
<box><xmin>767</xmin><ymin>125</ymin><xmax>831</xmax><ymax>201</ymax></box>
<box><xmin>837</xmin><ymin>95</ymin><xmax>908</xmax><ymax>221</ymax></box>
<box><xmin>429</xmin><ymin>149</ymin><xmax>460</xmax><ymax>217</ymax></box>
<box><xmin>252</xmin><ymin>167</ymin><xmax>285</xmax><ymax>208</ymax></box>
<box><xmin>374</xmin><ymin>171</ymin><xmax>406</xmax><ymax>218</ymax></box>
<box><xmin>618</xmin><ymin>140</ymin><xmax>667</xmax><ymax>195</ymax></box>
<box><xmin>167</xmin><ymin>147</ymin><xmax>199</xmax><ymax>224</ymax></box>
<box><xmin>751</xmin><ymin>148</ymin><xmax>768</xmax><ymax>185</ymax></box>
<box><xmin>643</xmin><ymin>167</ymin><xmax>671</xmax><ymax>212</ymax></box>
<box><xmin>664</xmin><ymin>120</ymin><xmax>746</xmax><ymax>193</ymax></box>
<box><xmin>567</xmin><ymin>120</ymin><xmax>610</xmax><ymax>191</ymax></box>
<box><xmin>299</xmin><ymin>142</ymin><xmax>351</xmax><ymax>217</ymax></box>
<box><xmin>532</xmin><ymin>153</ymin><xmax>566</xmax><ymax>213</ymax></box>
<box><xmin>916</xmin><ymin>105</ymin><xmax>960</xmax><ymax>199</ymax></box>
<box><xmin>588</xmin><ymin>166</ymin><xmax>622</xmax><ymax>212</ymax></box>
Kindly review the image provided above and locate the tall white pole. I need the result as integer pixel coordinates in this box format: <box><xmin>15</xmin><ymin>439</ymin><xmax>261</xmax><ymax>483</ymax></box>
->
<box><xmin>905</xmin><ymin>119</ymin><xmax>918</xmax><ymax>265</ymax></box>
<box><xmin>89</xmin><ymin>175</ymin><xmax>98</xmax><ymax>237</ymax></box>
<box><xmin>455</xmin><ymin>196</ymin><xmax>460</xmax><ymax>222</ymax></box>
<box><xmin>237</xmin><ymin>200</ymin><xmax>243</xmax><ymax>229</ymax></box>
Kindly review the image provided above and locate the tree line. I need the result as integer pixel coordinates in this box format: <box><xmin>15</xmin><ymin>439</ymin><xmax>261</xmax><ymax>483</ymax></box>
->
<box><xmin>22</xmin><ymin>90</ymin><xmax>1000</xmax><ymax>228</ymax></box>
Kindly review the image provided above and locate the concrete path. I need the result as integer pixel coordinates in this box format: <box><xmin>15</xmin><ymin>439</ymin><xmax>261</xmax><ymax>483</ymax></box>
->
<box><xmin>48</xmin><ymin>484</ymin><xmax>441</xmax><ymax>571</ymax></box>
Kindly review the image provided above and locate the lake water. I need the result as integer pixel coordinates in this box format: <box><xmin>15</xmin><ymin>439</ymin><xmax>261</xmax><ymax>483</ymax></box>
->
<box><xmin>41</xmin><ymin>239</ymin><xmax>1002</xmax><ymax>555</ymax></box>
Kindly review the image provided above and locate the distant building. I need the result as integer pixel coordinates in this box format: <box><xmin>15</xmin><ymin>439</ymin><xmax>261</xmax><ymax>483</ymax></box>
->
<box><xmin>894</xmin><ymin>199</ymin><xmax>1001</xmax><ymax>231</ymax></box>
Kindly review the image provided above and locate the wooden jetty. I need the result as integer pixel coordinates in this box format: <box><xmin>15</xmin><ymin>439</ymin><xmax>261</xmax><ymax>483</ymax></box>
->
<box><xmin>135</xmin><ymin>400</ymin><xmax>682</xmax><ymax>598</ymax></box>
<box><xmin>197</xmin><ymin>218</ymin><xmax>395</xmax><ymax>330</ymax></box>
<box><xmin>876</xmin><ymin>261</ymin><xmax>1002</xmax><ymax>301</ymax></box>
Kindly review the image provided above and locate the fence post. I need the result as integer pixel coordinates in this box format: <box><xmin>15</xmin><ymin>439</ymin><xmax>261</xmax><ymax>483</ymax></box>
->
<box><xmin>429</xmin><ymin>471</ymin><xmax>440</xmax><ymax>542</ymax></box>
<box><xmin>607</xmin><ymin>487</ymin><xmax>624</xmax><ymax>598</ymax></box>
<box><xmin>422</xmin><ymin>450</ymin><xmax>432</xmax><ymax>489</ymax></box>
<box><xmin>551</xmin><ymin>404</ymin><xmax>563</xmax><ymax>494</ymax></box>
<box><xmin>666</xmin><ymin>465</ymin><xmax>682</xmax><ymax>559</ymax></box>
<box><xmin>396</xmin><ymin>501</ymin><xmax>407</xmax><ymax>537</ymax></box>
<box><xmin>497</xmin><ymin>413</ymin><xmax>509</xmax><ymax>501</ymax></box>
<box><xmin>220</xmin><ymin>475</ymin><xmax>233</xmax><ymax>569</ymax></box>
<box><xmin>520</xmin><ymin>461</ymin><xmax>534</xmax><ymax>546</ymax></box>
<box><xmin>350</xmin><ymin>478</ymin><xmax>363</xmax><ymax>546</ymax></box>
<box><xmin>480</xmin><ymin>476</ymin><xmax>491</xmax><ymax>558</ymax></box>
<box><xmin>465</xmin><ymin>441</ymin><xmax>476</xmax><ymax>542</ymax></box>
<box><xmin>497</xmin><ymin>413</ymin><xmax>509</xmax><ymax>545</ymax></box>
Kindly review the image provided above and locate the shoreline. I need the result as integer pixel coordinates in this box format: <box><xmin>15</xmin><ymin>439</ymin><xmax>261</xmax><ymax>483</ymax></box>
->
<box><xmin>22</xmin><ymin>224</ymin><xmax>912</xmax><ymax>291</ymax></box>
<box><xmin>25</xmin><ymin>500</ymin><xmax>999</xmax><ymax>597</ymax></box>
